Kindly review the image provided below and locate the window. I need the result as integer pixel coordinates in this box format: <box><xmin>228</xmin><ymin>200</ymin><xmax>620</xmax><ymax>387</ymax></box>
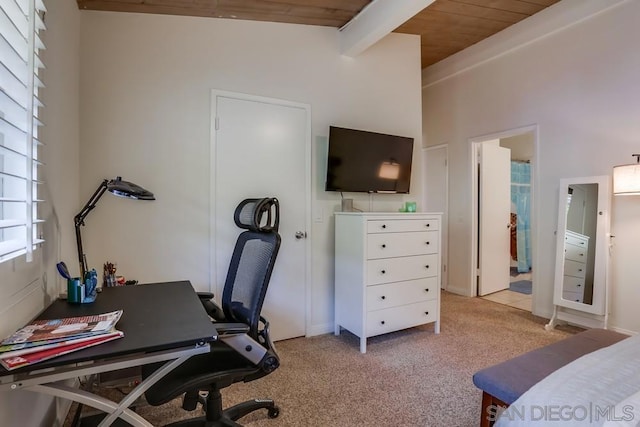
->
<box><xmin>0</xmin><ymin>0</ymin><xmax>46</xmax><ymax>262</ymax></box>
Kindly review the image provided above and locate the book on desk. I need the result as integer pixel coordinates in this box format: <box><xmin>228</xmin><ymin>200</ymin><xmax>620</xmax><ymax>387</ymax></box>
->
<box><xmin>0</xmin><ymin>310</ymin><xmax>124</xmax><ymax>371</ymax></box>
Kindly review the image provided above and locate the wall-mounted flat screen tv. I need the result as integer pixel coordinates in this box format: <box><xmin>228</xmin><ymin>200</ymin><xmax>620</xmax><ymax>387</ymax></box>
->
<box><xmin>325</xmin><ymin>126</ymin><xmax>414</xmax><ymax>194</ymax></box>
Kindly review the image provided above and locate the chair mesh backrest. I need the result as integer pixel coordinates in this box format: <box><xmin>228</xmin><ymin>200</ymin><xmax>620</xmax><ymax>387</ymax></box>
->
<box><xmin>222</xmin><ymin>198</ymin><xmax>281</xmax><ymax>339</ymax></box>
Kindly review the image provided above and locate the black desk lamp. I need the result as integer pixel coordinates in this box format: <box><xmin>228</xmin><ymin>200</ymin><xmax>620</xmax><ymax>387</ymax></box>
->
<box><xmin>74</xmin><ymin>177</ymin><xmax>155</xmax><ymax>280</ymax></box>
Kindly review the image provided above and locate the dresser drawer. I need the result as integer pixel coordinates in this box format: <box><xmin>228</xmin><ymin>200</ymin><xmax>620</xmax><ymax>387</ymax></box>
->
<box><xmin>366</xmin><ymin>300</ymin><xmax>437</xmax><ymax>337</ymax></box>
<box><xmin>562</xmin><ymin>290</ymin><xmax>583</xmax><ymax>303</ymax></box>
<box><xmin>367</xmin><ymin>231</ymin><xmax>439</xmax><ymax>259</ymax></box>
<box><xmin>565</xmin><ymin>233</ymin><xmax>588</xmax><ymax>248</ymax></box>
<box><xmin>564</xmin><ymin>259</ymin><xmax>587</xmax><ymax>278</ymax></box>
<box><xmin>366</xmin><ymin>277</ymin><xmax>438</xmax><ymax>311</ymax></box>
<box><xmin>367</xmin><ymin>218</ymin><xmax>439</xmax><ymax>234</ymax></box>
<box><xmin>564</xmin><ymin>243</ymin><xmax>587</xmax><ymax>263</ymax></box>
<box><xmin>563</xmin><ymin>275</ymin><xmax>585</xmax><ymax>293</ymax></box>
<box><xmin>366</xmin><ymin>254</ymin><xmax>438</xmax><ymax>285</ymax></box>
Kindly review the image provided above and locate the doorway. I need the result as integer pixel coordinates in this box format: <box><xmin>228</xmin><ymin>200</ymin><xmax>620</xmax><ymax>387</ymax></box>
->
<box><xmin>471</xmin><ymin>127</ymin><xmax>536</xmax><ymax>312</ymax></box>
<box><xmin>210</xmin><ymin>90</ymin><xmax>311</xmax><ymax>341</ymax></box>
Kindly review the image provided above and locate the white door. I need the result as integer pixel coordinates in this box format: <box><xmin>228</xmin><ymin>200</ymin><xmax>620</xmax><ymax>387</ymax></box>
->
<box><xmin>478</xmin><ymin>143</ymin><xmax>511</xmax><ymax>296</ymax></box>
<box><xmin>212</xmin><ymin>91</ymin><xmax>309</xmax><ymax>341</ymax></box>
<box><xmin>566</xmin><ymin>185</ymin><xmax>586</xmax><ymax>234</ymax></box>
<box><xmin>422</xmin><ymin>145</ymin><xmax>448</xmax><ymax>289</ymax></box>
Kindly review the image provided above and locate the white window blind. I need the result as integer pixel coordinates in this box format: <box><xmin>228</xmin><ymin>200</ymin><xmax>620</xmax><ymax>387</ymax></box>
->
<box><xmin>0</xmin><ymin>0</ymin><xmax>46</xmax><ymax>262</ymax></box>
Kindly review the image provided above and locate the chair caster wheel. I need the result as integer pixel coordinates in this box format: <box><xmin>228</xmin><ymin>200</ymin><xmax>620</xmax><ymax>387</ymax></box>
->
<box><xmin>268</xmin><ymin>406</ymin><xmax>280</xmax><ymax>418</ymax></box>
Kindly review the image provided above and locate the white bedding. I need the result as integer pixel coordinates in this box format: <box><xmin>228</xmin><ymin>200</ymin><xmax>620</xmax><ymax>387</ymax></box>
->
<box><xmin>495</xmin><ymin>332</ymin><xmax>640</xmax><ymax>426</ymax></box>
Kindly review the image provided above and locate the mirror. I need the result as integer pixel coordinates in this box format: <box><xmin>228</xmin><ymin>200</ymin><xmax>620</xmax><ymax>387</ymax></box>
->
<box><xmin>552</xmin><ymin>176</ymin><xmax>610</xmax><ymax>316</ymax></box>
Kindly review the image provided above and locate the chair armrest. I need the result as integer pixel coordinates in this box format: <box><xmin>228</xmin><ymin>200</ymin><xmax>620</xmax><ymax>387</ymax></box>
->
<box><xmin>196</xmin><ymin>292</ymin><xmax>226</xmax><ymax>321</ymax></box>
<box><xmin>197</xmin><ymin>292</ymin><xmax>214</xmax><ymax>300</ymax></box>
<box><xmin>214</xmin><ymin>322</ymin><xmax>250</xmax><ymax>336</ymax></box>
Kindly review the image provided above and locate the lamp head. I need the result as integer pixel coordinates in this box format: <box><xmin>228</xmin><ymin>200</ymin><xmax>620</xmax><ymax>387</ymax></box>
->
<box><xmin>613</xmin><ymin>154</ymin><xmax>640</xmax><ymax>196</ymax></box>
<box><xmin>107</xmin><ymin>177</ymin><xmax>155</xmax><ymax>200</ymax></box>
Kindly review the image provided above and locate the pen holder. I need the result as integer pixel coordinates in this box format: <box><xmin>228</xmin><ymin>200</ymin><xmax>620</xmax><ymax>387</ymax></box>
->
<box><xmin>67</xmin><ymin>269</ymin><xmax>98</xmax><ymax>304</ymax></box>
<box><xmin>104</xmin><ymin>274</ymin><xmax>117</xmax><ymax>287</ymax></box>
<box><xmin>83</xmin><ymin>269</ymin><xmax>98</xmax><ymax>303</ymax></box>
<box><xmin>67</xmin><ymin>278</ymin><xmax>84</xmax><ymax>304</ymax></box>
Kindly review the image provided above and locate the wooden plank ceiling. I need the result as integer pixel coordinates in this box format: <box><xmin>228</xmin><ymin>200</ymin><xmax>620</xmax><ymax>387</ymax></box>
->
<box><xmin>76</xmin><ymin>0</ymin><xmax>561</xmax><ymax>68</ymax></box>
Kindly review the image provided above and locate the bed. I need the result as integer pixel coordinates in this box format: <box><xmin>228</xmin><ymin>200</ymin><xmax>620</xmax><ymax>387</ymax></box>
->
<box><xmin>473</xmin><ymin>328</ymin><xmax>635</xmax><ymax>426</ymax></box>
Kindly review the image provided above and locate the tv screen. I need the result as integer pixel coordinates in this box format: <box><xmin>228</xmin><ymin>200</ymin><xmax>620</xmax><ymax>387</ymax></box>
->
<box><xmin>325</xmin><ymin>126</ymin><xmax>414</xmax><ymax>194</ymax></box>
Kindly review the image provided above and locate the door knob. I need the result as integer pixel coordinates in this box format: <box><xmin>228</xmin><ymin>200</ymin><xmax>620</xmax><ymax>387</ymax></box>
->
<box><xmin>295</xmin><ymin>231</ymin><xmax>307</xmax><ymax>239</ymax></box>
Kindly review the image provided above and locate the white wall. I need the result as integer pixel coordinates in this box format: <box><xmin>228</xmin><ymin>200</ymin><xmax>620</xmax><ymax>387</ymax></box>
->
<box><xmin>422</xmin><ymin>0</ymin><xmax>640</xmax><ymax>332</ymax></box>
<box><xmin>0</xmin><ymin>0</ymin><xmax>81</xmax><ymax>425</ymax></box>
<box><xmin>78</xmin><ymin>12</ymin><xmax>423</xmax><ymax>334</ymax></box>
<box><xmin>501</xmin><ymin>132</ymin><xmax>534</xmax><ymax>161</ymax></box>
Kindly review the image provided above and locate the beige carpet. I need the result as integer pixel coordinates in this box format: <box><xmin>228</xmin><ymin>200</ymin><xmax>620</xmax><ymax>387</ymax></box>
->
<box><xmin>65</xmin><ymin>292</ymin><xmax>579</xmax><ymax>426</ymax></box>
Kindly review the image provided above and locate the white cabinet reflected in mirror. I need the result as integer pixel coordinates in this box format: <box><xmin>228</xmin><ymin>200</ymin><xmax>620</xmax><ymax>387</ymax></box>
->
<box><xmin>546</xmin><ymin>176</ymin><xmax>611</xmax><ymax>330</ymax></box>
<box><xmin>563</xmin><ymin>183</ymin><xmax>597</xmax><ymax>304</ymax></box>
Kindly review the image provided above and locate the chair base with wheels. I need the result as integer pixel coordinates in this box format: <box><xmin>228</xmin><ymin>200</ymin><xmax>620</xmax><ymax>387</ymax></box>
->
<box><xmin>164</xmin><ymin>386</ymin><xmax>279</xmax><ymax>427</ymax></box>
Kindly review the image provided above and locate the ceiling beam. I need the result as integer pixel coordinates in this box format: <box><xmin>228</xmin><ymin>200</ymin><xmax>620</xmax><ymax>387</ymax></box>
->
<box><xmin>340</xmin><ymin>0</ymin><xmax>435</xmax><ymax>57</ymax></box>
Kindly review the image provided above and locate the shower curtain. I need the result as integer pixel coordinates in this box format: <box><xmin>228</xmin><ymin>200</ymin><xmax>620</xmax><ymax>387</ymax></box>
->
<box><xmin>511</xmin><ymin>161</ymin><xmax>531</xmax><ymax>273</ymax></box>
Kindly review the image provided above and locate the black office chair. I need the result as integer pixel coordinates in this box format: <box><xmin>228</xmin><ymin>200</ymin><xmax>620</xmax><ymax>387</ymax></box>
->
<box><xmin>141</xmin><ymin>197</ymin><xmax>282</xmax><ymax>426</ymax></box>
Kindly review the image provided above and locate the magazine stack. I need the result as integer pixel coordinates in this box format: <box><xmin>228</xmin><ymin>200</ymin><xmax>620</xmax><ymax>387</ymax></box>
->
<box><xmin>0</xmin><ymin>310</ymin><xmax>124</xmax><ymax>371</ymax></box>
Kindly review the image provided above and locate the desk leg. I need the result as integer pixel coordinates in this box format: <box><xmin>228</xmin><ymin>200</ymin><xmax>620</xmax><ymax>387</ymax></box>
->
<box><xmin>99</xmin><ymin>354</ymin><xmax>190</xmax><ymax>426</ymax></box>
<box><xmin>29</xmin><ymin>354</ymin><xmax>193</xmax><ymax>427</ymax></box>
<box><xmin>30</xmin><ymin>383</ymin><xmax>152</xmax><ymax>427</ymax></box>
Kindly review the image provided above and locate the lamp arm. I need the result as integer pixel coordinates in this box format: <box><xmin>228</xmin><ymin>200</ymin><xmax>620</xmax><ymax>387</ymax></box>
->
<box><xmin>74</xmin><ymin>179</ymin><xmax>109</xmax><ymax>280</ymax></box>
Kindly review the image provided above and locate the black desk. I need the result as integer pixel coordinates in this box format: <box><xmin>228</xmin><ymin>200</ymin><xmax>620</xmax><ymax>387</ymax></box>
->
<box><xmin>0</xmin><ymin>281</ymin><xmax>218</xmax><ymax>426</ymax></box>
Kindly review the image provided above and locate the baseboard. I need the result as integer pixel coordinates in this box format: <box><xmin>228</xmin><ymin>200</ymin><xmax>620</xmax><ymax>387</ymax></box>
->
<box><xmin>533</xmin><ymin>308</ymin><xmax>553</xmax><ymax>320</ymax></box>
<box><xmin>444</xmin><ymin>285</ymin><xmax>471</xmax><ymax>297</ymax></box>
<box><xmin>306</xmin><ymin>322</ymin><xmax>334</xmax><ymax>337</ymax></box>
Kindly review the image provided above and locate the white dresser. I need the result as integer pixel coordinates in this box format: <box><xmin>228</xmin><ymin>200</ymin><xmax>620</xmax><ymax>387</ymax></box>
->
<box><xmin>334</xmin><ymin>212</ymin><xmax>442</xmax><ymax>353</ymax></box>
<box><xmin>562</xmin><ymin>230</ymin><xmax>589</xmax><ymax>303</ymax></box>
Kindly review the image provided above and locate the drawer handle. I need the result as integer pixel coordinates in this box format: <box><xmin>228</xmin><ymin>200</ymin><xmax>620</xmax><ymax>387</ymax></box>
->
<box><xmin>425</xmin><ymin>288</ymin><xmax>429</xmax><ymax>292</ymax></box>
<box><xmin>425</xmin><ymin>241</ymin><xmax>430</xmax><ymax>245</ymax></box>
<box><xmin>578</xmin><ymin>269</ymin><xmax>583</xmax><ymax>272</ymax></box>
<box><xmin>381</xmin><ymin>270</ymin><xmax>386</xmax><ymax>274</ymax></box>
<box><xmin>382</xmin><ymin>224</ymin><xmax>387</xmax><ymax>229</ymax></box>
<box><xmin>580</xmin><ymin>253</ymin><xmax>584</xmax><ymax>256</ymax></box>
<box><xmin>425</xmin><ymin>311</ymin><xmax>429</xmax><ymax>315</ymax></box>
<box><xmin>381</xmin><ymin>295</ymin><xmax>386</xmax><ymax>300</ymax></box>
<box><xmin>381</xmin><ymin>244</ymin><xmax>386</xmax><ymax>248</ymax></box>
<box><xmin>381</xmin><ymin>320</ymin><xmax>385</xmax><ymax>325</ymax></box>
<box><xmin>425</xmin><ymin>265</ymin><xmax>430</xmax><ymax>269</ymax></box>
<box><xmin>425</xmin><ymin>223</ymin><xmax>430</xmax><ymax>228</ymax></box>
<box><xmin>577</xmin><ymin>284</ymin><xmax>582</xmax><ymax>287</ymax></box>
